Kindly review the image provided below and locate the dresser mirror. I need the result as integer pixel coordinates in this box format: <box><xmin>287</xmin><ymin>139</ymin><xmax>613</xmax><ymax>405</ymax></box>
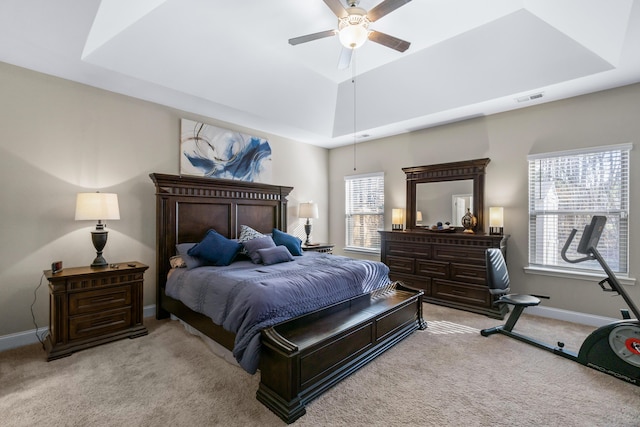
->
<box><xmin>403</xmin><ymin>158</ymin><xmax>490</xmax><ymax>232</ymax></box>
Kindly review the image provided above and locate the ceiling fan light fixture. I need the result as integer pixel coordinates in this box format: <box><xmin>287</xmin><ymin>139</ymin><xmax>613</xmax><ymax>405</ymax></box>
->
<box><xmin>338</xmin><ymin>9</ymin><xmax>370</xmax><ymax>49</ymax></box>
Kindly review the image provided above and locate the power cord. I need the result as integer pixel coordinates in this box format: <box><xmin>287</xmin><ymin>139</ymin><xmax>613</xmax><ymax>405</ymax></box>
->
<box><xmin>30</xmin><ymin>273</ymin><xmax>47</xmax><ymax>351</ymax></box>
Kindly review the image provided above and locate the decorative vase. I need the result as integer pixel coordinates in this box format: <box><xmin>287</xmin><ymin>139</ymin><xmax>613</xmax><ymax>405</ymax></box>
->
<box><xmin>461</xmin><ymin>208</ymin><xmax>477</xmax><ymax>233</ymax></box>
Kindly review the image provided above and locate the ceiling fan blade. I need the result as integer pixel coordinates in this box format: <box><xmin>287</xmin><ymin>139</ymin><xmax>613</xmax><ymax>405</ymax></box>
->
<box><xmin>289</xmin><ymin>29</ymin><xmax>337</xmax><ymax>46</ymax></box>
<box><xmin>323</xmin><ymin>0</ymin><xmax>348</xmax><ymax>18</ymax></box>
<box><xmin>367</xmin><ymin>0</ymin><xmax>412</xmax><ymax>22</ymax></box>
<box><xmin>368</xmin><ymin>31</ymin><xmax>410</xmax><ymax>52</ymax></box>
<box><xmin>337</xmin><ymin>47</ymin><xmax>353</xmax><ymax>69</ymax></box>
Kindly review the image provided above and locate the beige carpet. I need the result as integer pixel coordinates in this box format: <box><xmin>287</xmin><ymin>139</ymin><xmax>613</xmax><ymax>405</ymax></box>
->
<box><xmin>1</xmin><ymin>304</ymin><xmax>639</xmax><ymax>426</ymax></box>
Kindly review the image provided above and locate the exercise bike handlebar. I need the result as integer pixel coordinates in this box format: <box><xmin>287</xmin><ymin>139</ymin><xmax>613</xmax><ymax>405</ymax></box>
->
<box><xmin>561</xmin><ymin>228</ymin><xmax>595</xmax><ymax>264</ymax></box>
<box><xmin>561</xmin><ymin>222</ymin><xmax>640</xmax><ymax>321</ymax></box>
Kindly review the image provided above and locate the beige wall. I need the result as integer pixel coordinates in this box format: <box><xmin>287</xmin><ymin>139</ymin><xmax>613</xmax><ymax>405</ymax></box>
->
<box><xmin>329</xmin><ymin>83</ymin><xmax>640</xmax><ymax>319</ymax></box>
<box><xmin>0</xmin><ymin>62</ymin><xmax>328</xmax><ymax>336</ymax></box>
<box><xmin>2</xmin><ymin>59</ymin><xmax>639</xmax><ymax>338</ymax></box>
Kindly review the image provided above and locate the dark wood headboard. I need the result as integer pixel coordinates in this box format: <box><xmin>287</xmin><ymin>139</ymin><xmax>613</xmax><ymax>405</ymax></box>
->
<box><xmin>149</xmin><ymin>173</ymin><xmax>293</xmax><ymax>317</ymax></box>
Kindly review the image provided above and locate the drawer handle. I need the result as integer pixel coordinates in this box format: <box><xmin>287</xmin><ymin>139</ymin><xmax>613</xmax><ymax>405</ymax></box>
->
<box><xmin>91</xmin><ymin>318</ymin><xmax>116</xmax><ymax>327</ymax></box>
<box><xmin>91</xmin><ymin>296</ymin><xmax>117</xmax><ymax>304</ymax></box>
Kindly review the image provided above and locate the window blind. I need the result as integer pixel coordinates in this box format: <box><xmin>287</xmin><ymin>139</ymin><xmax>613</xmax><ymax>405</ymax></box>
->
<box><xmin>345</xmin><ymin>172</ymin><xmax>384</xmax><ymax>251</ymax></box>
<box><xmin>528</xmin><ymin>144</ymin><xmax>631</xmax><ymax>274</ymax></box>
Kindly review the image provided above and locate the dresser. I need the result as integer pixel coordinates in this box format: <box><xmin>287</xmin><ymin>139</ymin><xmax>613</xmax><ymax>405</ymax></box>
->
<box><xmin>380</xmin><ymin>231</ymin><xmax>508</xmax><ymax>318</ymax></box>
<box><xmin>44</xmin><ymin>262</ymin><xmax>148</xmax><ymax>360</ymax></box>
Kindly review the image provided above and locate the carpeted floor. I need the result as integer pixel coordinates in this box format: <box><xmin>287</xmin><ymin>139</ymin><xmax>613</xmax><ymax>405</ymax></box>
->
<box><xmin>1</xmin><ymin>303</ymin><xmax>639</xmax><ymax>426</ymax></box>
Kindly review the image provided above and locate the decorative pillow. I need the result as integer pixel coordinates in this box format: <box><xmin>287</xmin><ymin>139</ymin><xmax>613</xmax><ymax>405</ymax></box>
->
<box><xmin>176</xmin><ymin>243</ymin><xmax>204</xmax><ymax>270</ymax></box>
<box><xmin>238</xmin><ymin>225</ymin><xmax>265</xmax><ymax>254</ymax></box>
<box><xmin>187</xmin><ymin>229</ymin><xmax>242</xmax><ymax>266</ymax></box>
<box><xmin>272</xmin><ymin>228</ymin><xmax>303</xmax><ymax>256</ymax></box>
<box><xmin>258</xmin><ymin>245</ymin><xmax>294</xmax><ymax>265</ymax></box>
<box><xmin>242</xmin><ymin>235</ymin><xmax>276</xmax><ymax>264</ymax></box>
<box><xmin>169</xmin><ymin>255</ymin><xmax>187</xmax><ymax>269</ymax></box>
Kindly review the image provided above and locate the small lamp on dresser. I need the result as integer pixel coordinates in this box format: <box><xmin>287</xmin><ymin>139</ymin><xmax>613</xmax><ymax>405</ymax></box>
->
<box><xmin>392</xmin><ymin>208</ymin><xmax>405</xmax><ymax>231</ymax></box>
<box><xmin>299</xmin><ymin>202</ymin><xmax>319</xmax><ymax>245</ymax></box>
<box><xmin>489</xmin><ymin>206</ymin><xmax>504</xmax><ymax>235</ymax></box>
<box><xmin>75</xmin><ymin>192</ymin><xmax>120</xmax><ymax>267</ymax></box>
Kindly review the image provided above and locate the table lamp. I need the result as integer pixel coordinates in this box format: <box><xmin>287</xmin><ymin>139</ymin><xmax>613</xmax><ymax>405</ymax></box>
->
<box><xmin>299</xmin><ymin>202</ymin><xmax>319</xmax><ymax>245</ymax></box>
<box><xmin>75</xmin><ymin>192</ymin><xmax>120</xmax><ymax>267</ymax></box>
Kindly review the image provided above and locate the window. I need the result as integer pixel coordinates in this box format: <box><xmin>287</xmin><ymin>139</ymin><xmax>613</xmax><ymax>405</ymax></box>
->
<box><xmin>528</xmin><ymin>143</ymin><xmax>631</xmax><ymax>275</ymax></box>
<box><xmin>345</xmin><ymin>172</ymin><xmax>384</xmax><ymax>253</ymax></box>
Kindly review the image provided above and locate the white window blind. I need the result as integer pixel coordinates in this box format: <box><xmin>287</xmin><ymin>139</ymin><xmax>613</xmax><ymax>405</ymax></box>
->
<box><xmin>345</xmin><ymin>172</ymin><xmax>384</xmax><ymax>252</ymax></box>
<box><xmin>528</xmin><ymin>143</ymin><xmax>631</xmax><ymax>274</ymax></box>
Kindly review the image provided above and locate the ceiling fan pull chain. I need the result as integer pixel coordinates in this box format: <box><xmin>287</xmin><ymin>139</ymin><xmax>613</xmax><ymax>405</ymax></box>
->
<box><xmin>353</xmin><ymin>49</ymin><xmax>357</xmax><ymax>171</ymax></box>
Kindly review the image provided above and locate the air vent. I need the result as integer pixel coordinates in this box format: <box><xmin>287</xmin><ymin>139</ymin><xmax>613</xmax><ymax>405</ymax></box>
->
<box><xmin>515</xmin><ymin>92</ymin><xmax>545</xmax><ymax>103</ymax></box>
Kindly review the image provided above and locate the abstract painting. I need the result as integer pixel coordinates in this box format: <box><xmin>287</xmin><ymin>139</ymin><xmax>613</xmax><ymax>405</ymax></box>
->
<box><xmin>180</xmin><ymin>119</ymin><xmax>272</xmax><ymax>183</ymax></box>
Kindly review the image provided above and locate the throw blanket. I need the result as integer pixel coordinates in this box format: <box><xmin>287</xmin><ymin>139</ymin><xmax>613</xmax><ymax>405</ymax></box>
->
<box><xmin>166</xmin><ymin>252</ymin><xmax>390</xmax><ymax>373</ymax></box>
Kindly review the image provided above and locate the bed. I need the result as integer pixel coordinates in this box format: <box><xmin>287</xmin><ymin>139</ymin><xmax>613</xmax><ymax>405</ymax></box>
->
<box><xmin>150</xmin><ymin>173</ymin><xmax>426</xmax><ymax>423</ymax></box>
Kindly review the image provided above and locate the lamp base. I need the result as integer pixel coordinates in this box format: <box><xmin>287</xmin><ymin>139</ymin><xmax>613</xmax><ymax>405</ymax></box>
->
<box><xmin>304</xmin><ymin>221</ymin><xmax>312</xmax><ymax>246</ymax></box>
<box><xmin>489</xmin><ymin>227</ymin><xmax>504</xmax><ymax>236</ymax></box>
<box><xmin>90</xmin><ymin>229</ymin><xmax>109</xmax><ymax>267</ymax></box>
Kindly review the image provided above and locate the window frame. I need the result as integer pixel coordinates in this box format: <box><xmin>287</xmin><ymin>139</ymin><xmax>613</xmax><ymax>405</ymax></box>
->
<box><xmin>526</xmin><ymin>143</ymin><xmax>633</xmax><ymax>283</ymax></box>
<box><xmin>344</xmin><ymin>172</ymin><xmax>385</xmax><ymax>254</ymax></box>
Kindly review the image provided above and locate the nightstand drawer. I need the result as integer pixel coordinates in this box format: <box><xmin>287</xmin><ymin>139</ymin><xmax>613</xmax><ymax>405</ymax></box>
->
<box><xmin>69</xmin><ymin>308</ymin><xmax>132</xmax><ymax>340</ymax></box>
<box><xmin>69</xmin><ymin>286</ymin><xmax>131</xmax><ymax>315</ymax></box>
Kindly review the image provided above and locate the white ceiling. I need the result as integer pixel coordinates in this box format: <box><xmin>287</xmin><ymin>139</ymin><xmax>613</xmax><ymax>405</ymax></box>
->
<box><xmin>1</xmin><ymin>0</ymin><xmax>639</xmax><ymax>148</ymax></box>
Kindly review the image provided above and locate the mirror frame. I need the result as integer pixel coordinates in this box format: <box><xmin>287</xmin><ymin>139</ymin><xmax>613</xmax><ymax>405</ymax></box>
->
<box><xmin>403</xmin><ymin>158</ymin><xmax>490</xmax><ymax>232</ymax></box>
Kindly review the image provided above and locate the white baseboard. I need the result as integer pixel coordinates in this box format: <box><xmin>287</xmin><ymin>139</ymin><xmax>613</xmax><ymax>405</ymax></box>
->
<box><xmin>0</xmin><ymin>305</ymin><xmax>157</xmax><ymax>353</ymax></box>
<box><xmin>526</xmin><ymin>305</ymin><xmax>618</xmax><ymax>327</ymax></box>
<box><xmin>0</xmin><ymin>304</ymin><xmax>620</xmax><ymax>352</ymax></box>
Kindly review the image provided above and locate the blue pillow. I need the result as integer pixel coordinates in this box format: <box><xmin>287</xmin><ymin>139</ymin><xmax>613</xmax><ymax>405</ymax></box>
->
<box><xmin>258</xmin><ymin>245</ymin><xmax>294</xmax><ymax>265</ymax></box>
<box><xmin>176</xmin><ymin>243</ymin><xmax>204</xmax><ymax>270</ymax></box>
<box><xmin>187</xmin><ymin>230</ymin><xmax>242</xmax><ymax>266</ymax></box>
<box><xmin>272</xmin><ymin>228</ymin><xmax>303</xmax><ymax>256</ymax></box>
<box><xmin>242</xmin><ymin>236</ymin><xmax>276</xmax><ymax>264</ymax></box>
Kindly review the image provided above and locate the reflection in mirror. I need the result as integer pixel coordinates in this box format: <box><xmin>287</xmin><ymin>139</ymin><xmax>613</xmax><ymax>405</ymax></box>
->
<box><xmin>415</xmin><ymin>180</ymin><xmax>473</xmax><ymax>227</ymax></box>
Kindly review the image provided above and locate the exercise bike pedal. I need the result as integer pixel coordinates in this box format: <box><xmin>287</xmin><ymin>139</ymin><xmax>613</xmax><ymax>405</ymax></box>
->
<box><xmin>621</xmin><ymin>309</ymin><xmax>631</xmax><ymax>320</ymax></box>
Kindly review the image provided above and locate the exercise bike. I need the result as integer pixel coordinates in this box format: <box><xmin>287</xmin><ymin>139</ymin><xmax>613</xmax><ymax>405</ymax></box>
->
<box><xmin>480</xmin><ymin>216</ymin><xmax>640</xmax><ymax>386</ymax></box>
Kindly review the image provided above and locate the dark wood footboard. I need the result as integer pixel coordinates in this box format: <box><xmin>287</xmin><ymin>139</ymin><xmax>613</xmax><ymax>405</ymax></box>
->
<box><xmin>257</xmin><ymin>285</ymin><xmax>425</xmax><ymax>423</ymax></box>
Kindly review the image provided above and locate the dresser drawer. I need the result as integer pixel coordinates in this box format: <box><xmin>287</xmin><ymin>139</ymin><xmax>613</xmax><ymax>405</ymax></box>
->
<box><xmin>450</xmin><ymin>263</ymin><xmax>486</xmax><ymax>285</ymax></box>
<box><xmin>433</xmin><ymin>246</ymin><xmax>485</xmax><ymax>265</ymax></box>
<box><xmin>416</xmin><ymin>260</ymin><xmax>449</xmax><ymax>279</ymax></box>
<box><xmin>432</xmin><ymin>280</ymin><xmax>490</xmax><ymax>306</ymax></box>
<box><xmin>386</xmin><ymin>255</ymin><xmax>415</xmax><ymax>274</ymax></box>
<box><xmin>386</xmin><ymin>243</ymin><xmax>431</xmax><ymax>259</ymax></box>
<box><xmin>69</xmin><ymin>286</ymin><xmax>132</xmax><ymax>315</ymax></box>
<box><xmin>69</xmin><ymin>308</ymin><xmax>132</xmax><ymax>340</ymax></box>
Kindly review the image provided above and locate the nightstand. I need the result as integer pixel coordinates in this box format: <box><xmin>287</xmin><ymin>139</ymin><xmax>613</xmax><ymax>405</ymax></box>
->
<box><xmin>44</xmin><ymin>261</ymin><xmax>149</xmax><ymax>361</ymax></box>
<box><xmin>301</xmin><ymin>243</ymin><xmax>334</xmax><ymax>254</ymax></box>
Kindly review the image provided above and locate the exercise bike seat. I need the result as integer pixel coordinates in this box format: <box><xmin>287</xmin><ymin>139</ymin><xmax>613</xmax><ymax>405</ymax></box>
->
<box><xmin>485</xmin><ymin>248</ymin><xmax>541</xmax><ymax>307</ymax></box>
<box><xmin>498</xmin><ymin>293</ymin><xmax>541</xmax><ymax>307</ymax></box>
<box><xmin>481</xmin><ymin>248</ymin><xmax>542</xmax><ymax>337</ymax></box>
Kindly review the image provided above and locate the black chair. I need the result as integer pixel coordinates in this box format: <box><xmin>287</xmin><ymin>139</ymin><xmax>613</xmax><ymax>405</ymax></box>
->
<box><xmin>480</xmin><ymin>248</ymin><xmax>541</xmax><ymax>339</ymax></box>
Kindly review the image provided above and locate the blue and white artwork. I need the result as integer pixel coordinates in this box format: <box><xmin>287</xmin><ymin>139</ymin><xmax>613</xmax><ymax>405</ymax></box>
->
<box><xmin>180</xmin><ymin>119</ymin><xmax>272</xmax><ymax>183</ymax></box>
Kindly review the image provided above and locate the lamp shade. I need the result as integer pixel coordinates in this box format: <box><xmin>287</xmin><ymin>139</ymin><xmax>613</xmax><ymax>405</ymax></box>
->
<box><xmin>392</xmin><ymin>208</ymin><xmax>404</xmax><ymax>230</ymax></box>
<box><xmin>489</xmin><ymin>207</ymin><xmax>504</xmax><ymax>227</ymax></box>
<box><xmin>298</xmin><ymin>202</ymin><xmax>318</xmax><ymax>219</ymax></box>
<box><xmin>75</xmin><ymin>193</ymin><xmax>120</xmax><ymax>221</ymax></box>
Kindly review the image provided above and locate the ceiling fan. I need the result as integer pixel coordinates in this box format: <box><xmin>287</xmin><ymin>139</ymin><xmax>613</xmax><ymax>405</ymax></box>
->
<box><xmin>288</xmin><ymin>0</ymin><xmax>412</xmax><ymax>69</ymax></box>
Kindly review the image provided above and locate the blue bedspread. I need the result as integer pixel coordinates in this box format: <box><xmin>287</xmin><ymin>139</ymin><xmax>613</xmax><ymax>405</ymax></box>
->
<box><xmin>165</xmin><ymin>252</ymin><xmax>390</xmax><ymax>373</ymax></box>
